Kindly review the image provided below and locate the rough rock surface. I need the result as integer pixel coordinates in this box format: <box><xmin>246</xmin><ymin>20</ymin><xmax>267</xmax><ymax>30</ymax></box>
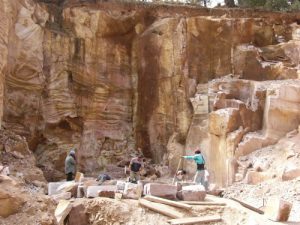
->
<box><xmin>0</xmin><ymin>130</ymin><xmax>56</xmax><ymax>225</ymax></box>
<box><xmin>2</xmin><ymin>1</ymin><xmax>300</xmax><ymax>224</ymax></box>
<box><xmin>201</xmin><ymin>79</ymin><xmax>300</xmax><ymax>186</ymax></box>
<box><xmin>2</xmin><ymin>0</ymin><xmax>300</xmax><ymax>182</ymax></box>
<box><xmin>0</xmin><ymin>176</ymin><xmax>25</xmax><ymax>218</ymax></box>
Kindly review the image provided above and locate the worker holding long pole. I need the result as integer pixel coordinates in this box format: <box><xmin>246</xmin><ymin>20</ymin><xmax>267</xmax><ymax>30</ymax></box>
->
<box><xmin>182</xmin><ymin>149</ymin><xmax>206</xmax><ymax>186</ymax></box>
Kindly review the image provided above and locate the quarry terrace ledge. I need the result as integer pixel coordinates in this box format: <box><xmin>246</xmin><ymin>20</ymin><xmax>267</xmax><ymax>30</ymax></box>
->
<box><xmin>39</xmin><ymin>0</ymin><xmax>300</xmax><ymax>20</ymax></box>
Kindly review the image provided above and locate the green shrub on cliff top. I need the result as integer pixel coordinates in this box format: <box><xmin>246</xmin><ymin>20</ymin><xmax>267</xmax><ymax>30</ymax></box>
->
<box><xmin>237</xmin><ymin>0</ymin><xmax>298</xmax><ymax>11</ymax></box>
<box><xmin>264</xmin><ymin>0</ymin><xmax>289</xmax><ymax>11</ymax></box>
<box><xmin>238</xmin><ymin>0</ymin><xmax>266</xmax><ymax>7</ymax></box>
<box><xmin>290</xmin><ymin>0</ymin><xmax>300</xmax><ymax>10</ymax></box>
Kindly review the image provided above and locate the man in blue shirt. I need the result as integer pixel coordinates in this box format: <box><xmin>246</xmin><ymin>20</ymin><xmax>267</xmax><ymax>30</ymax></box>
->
<box><xmin>182</xmin><ymin>150</ymin><xmax>206</xmax><ymax>187</ymax></box>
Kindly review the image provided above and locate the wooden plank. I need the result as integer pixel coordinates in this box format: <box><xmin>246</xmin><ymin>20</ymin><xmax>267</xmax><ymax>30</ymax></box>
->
<box><xmin>139</xmin><ymin>199</ymin><xmax>184</xmax><ymax>219</ymax></box>
<box><xmin>144</xmin><ymin>195</ymin><xmax>192</xmax><ymax>210</ymax></box>
<box><xmin>230</xmin><ymin>197</ymin><xmax>264</xmax><ymax>214</ymax></box>
<box><xmin>168</xmin><ymin>215</ymin><xmax>222</xmax><ymax>225</ymax></box>
<box><xmin>181</xmin><ymin>201</ymin><xmax>226</xmax><ymax>206</ymax></box>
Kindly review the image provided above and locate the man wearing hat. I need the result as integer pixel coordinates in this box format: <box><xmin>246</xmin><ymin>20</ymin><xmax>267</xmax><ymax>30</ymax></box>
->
<box><xmin>65</xmin><ymin>149</ymin><xmax>76</xmax><ymax>181</ymax></box>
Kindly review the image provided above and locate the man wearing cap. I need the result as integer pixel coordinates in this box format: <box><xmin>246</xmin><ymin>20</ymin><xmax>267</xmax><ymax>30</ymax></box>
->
<box><xmin>65</xmin><ymin>149</ymin><xmax>76</xmax><ymax>181</ymax></box>
<box><xmin>182</xmin><ymin>150</ymin><xmax>206</xmax><ymax>186</ymax></box>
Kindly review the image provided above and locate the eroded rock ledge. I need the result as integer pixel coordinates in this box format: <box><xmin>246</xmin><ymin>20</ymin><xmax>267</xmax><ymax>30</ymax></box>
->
<box><xmin>1</xmin><ymin>0</ymin><xmax>300</xmax><ymax>184</ymax></box>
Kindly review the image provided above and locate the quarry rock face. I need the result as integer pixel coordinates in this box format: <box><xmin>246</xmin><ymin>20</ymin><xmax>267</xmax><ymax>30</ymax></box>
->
<box><xmin>0</xmin><ymin>175</ymin><xmax>25</xmax><ymax>218</ymax></box>
<box><xmin>2</xmin><ymin>0</ymin><xmax>300</xmax><ymax>186</ymax></box>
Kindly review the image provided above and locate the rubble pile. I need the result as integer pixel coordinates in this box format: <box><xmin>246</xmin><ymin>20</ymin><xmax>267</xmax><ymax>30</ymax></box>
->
<box><xmin>0</xmin><ymin>130</ymin><xmax>56</xmax><ymax>225</ymax></box>
<box><xmin>1</xmin><ymin>0</ymin><xmax>300</xmax><ymax>224</ymax></box>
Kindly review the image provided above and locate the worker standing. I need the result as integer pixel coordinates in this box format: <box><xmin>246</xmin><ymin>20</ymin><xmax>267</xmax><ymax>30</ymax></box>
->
<box><xmin>129</xmin><ymin>155</ymin><xmax>144</xmax><ymax>183</ymax></box>
<box><xmin>65</xmin><ymin>149</ymin><xmax>76</xmax><ymax>181</ymax></box>
<box><xmin>182</xmin><ymin>150</ymin><xmax>206</xmax><ymax>186</ymax></box>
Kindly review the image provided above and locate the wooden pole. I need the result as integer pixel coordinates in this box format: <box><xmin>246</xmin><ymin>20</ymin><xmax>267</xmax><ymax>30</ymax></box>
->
<box><xmin>144</xmin><ymin>195</ymin><xmax>192</xmax><ymax>210</ymax></box>
<box><xmin>139</xmin><ymin>199</ymin><xmax>184</xmax><ymax>219</ymax></box>
<box><xmin>230</xmin><ymin>197</ymin><xmax>264</xmax><ymax>214</ymax></box>
<box><xmin>181</xmin><ymin>201</ymin><xmax>226</xmax><ymax>206</ymax></box>
<box><xmin>172</xmin><ymin>158</ymin><xmax>182</xmax><ymax>185</ymax></box>
<box><xmin>168</xmin><ymin>215</ymin><xmax>222</xmax><ymax>225</ymax></box>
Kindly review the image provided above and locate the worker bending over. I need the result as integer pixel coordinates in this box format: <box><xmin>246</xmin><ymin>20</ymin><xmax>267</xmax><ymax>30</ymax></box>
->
<box><xmin>129</xmin><ymin>155</ymin><xmax>144</xmax><ymax>183</ymax></box>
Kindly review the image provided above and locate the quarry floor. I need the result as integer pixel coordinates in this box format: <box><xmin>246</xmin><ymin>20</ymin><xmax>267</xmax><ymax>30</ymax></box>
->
<box><xmin>1</xmin><ymin>130</ymin><xmax>300</xmax><ymax>225</ymax></box>
<box><xmin>1</xmin><ymin>176</ymin><xmax>300</xmax><ymax>225</ymax></box>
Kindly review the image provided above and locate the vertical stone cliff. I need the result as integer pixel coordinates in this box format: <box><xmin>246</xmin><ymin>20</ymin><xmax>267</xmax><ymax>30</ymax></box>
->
<box><xmin>1</xmin><ymin>0</ymin><xmax>300</xmax><ymax>183</ymax></box>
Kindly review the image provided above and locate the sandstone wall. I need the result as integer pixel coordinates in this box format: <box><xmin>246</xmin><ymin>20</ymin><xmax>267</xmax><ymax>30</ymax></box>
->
<box><xmin>2</xmin><ymin>0</ymin><xmax>300</xmax><ymax>181</ymax></box>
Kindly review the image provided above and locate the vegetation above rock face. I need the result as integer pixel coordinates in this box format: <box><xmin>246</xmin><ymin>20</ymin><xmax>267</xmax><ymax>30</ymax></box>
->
<box><xmin>142</xmin><ymin>0</ymin><xmax>300</xmax><ymax>11</ymax></box>
<box><xmin>237</xmin><ymin>0</ymin><xmax>299</xmax><ymax>11</ymax></box>
<box><xmin>213</xmin><ymin>0</ymin><xmax>300</xmax><ymax>11</ymax></box>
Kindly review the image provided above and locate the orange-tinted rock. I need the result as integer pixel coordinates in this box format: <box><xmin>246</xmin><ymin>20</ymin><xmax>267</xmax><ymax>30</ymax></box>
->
<box><xmin>0</xmin><ymin>175</ymin><xmax>25</xmax><ymax>218</ymax></box>
<box><xmin>68</xmin><ymin>202</ymin><xmax>88</xmax><ymax>225</ymax></box>
<box><xmin>265</xmin><ymin>198</ymin><xmax>292</xmax><ymax>222</ymax></box>
<box><xmin>209</xmin><ymin>108</ymin><xmax>242</xmax><ymax>136</ymax></box>
<box><xmin>2</xmin><ymin>0</ymin><xmax>300</xmax><ymax>184</ymax></box>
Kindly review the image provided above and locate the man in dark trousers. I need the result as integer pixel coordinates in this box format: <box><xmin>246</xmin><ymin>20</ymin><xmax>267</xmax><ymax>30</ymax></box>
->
<box><xmin>65</xmin><ymin>149</ymin><xmax>76</xmax><ymax>181</ymax></box>
<box><xmin>182</xmin><ymin>149</ymin><xmax>206</xmax><ymax>186</ymax></box>
<box><xmin>129</xmin><ymin>155</ymin><xmax>144</xmax><ymax>183</ymax></box>
<box><xmin>96</xmin><ymin>173</ymin><xmax>111</xmax><ymax>185</ymax></box>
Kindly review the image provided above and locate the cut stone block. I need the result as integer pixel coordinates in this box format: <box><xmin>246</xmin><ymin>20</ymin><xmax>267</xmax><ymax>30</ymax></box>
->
<box><xmin>123</xmin><ymin>182</ymin><xmax>143</xmax><ymax>200</ymax></box>
<box><xmin>51</xmin><ymin>192</ymin><xmax>72</xmax><ymax>202</ymax></box>
<box><xmin>179</xmin><ymin>185</ymin><xmax>206</xmax><ymax>201</ymax></box>
<box><xmin>98</xmin><ymin>186</ymin><xmax>117</xmax><ymax>198</ymax></box>
<box><xmin>86</xmin><ymin>185</ymin><xmax>116</xmax><ymax>198</ymax></box>
<box><xmin>56</xmin><ymin>181</ymin><xmax>78</xmax><ymax>197</ymax></box>
<box><xmin>209</xmin><ymin>108</ymin><xmax>241</xmax><ymax>136</ymax></box>
<box><xmin>83</xmin><ymin>179</ymin><xmax>99</xmax><ymax>187</ymax></box>
<box><xmin>144</xmin><ymin>183</ymin><xmax>178</xmax><ymax>200</ymax></box>
<box><xmin>182</xmin><ymin>185</ymin><xmax>205</xmax><ymax>191</ymax></box>
<box><xmin>245</xmin><ymin>171</ymin><xmax>274</xmax><ymax>184</ymax></box>
<box><xmin>77</xmin><ymin>185</ymin><xmax>85</xmax><ymax>198</ymax></box>
<box><xmin>265</xmin><ymin>197</ymin><xmax>292</xmax><ymax>222</ymax></box>
<box><xmin>48</xmin><ymin>182</ymin><xmax>67</xmax><ymax>196</ymax></box>
<box><xmin>57</xmin><ymin>182</ymin><xmax>77</xmax><ymax>192</ymax></box>
<box><xmin>55</xmin><ymin>200</ymin><xmax>72</xmax><ymax>225</ymax></box>
<box><xmin>116</xmin><ymin>180</ymin><xmax>126</xmax><ymax>191</ymax></box>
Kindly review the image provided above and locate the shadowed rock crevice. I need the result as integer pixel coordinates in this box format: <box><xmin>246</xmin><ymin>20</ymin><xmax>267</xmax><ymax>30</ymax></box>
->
<box><xmin>1</xmin><ymin>0</ymin><xmax>300</xmax><ymax>182</ymax></box>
